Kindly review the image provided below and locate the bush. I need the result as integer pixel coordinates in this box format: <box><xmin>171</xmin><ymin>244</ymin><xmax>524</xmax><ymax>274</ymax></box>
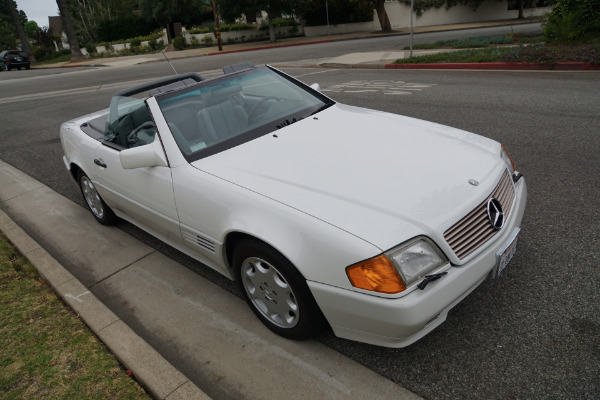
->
<box><xmin>85</xmin><ymin>43</ymin><xmax>97</xmax><ymax>55</ymax></box>
<box><xmin>188</xmin><ymin>26</ymin><xmax>213</xmax><ymax>34</ymax></box>
<box><xmin>260</xmin><ymin>17</ymin><xmax>298</xmax><ymax>30</ymax></box>
<box><xmin>130</xmin><ymin>37</ymin><xmax>142</xmax><ymax>48</ymax></box>
<box><xmin>218</xmin><ymin>23</ymin><xmax>255</xmax><ymax>32</ymax></box>
<box><xmin>201</xmin><ymin>35</ymin><xmax>214</xmax><ymax>46</ymax></box>
<box><xmin>173</xmin><ymin>36</ymin><xmax>186</xmax><ymax>50</ymax></box>
<box><xmin>544</xmin><ymin>0</ymin><xmax>600</xmax><ymax>43</ymax></box>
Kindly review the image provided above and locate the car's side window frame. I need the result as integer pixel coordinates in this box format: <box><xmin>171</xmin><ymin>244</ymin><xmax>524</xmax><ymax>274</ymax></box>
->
<box><xmin>103</xmin><ymin>97</ymin><xmax>157</xmax><ymax>150</ymax></box>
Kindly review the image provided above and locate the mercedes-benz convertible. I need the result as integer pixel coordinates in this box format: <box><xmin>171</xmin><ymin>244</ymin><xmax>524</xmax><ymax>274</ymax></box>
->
<box><xmin>60</xmin><ymin>63</ymin><xmax>527</xmax><ymax>347</ymax></box>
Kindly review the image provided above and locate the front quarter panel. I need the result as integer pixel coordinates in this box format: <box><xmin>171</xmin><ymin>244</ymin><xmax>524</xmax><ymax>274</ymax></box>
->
<box><xmin>171</xmin><ymin>164</ymin><xmax>381</xmax><ymax>289</ymax></box>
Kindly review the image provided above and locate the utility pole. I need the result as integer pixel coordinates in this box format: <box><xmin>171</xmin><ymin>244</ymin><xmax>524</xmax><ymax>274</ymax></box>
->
<box><xmin>212</xmin><ymin>0</ymin><xmax>223</xmax><ymax>51</ymax></box>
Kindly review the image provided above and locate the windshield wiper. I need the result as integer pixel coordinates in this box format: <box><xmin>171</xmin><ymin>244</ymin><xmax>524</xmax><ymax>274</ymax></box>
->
<box><xmin>276</xmin><ymin>118</ymin><xmax>300</xmax><ymax>129</ymax></box>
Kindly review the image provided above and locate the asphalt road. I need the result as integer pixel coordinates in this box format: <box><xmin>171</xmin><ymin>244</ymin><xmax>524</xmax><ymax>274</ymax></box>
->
<box><xmin>1</xmin><ymin>29</ymin><xmax>599</xmax><ymax>399</ymax></box>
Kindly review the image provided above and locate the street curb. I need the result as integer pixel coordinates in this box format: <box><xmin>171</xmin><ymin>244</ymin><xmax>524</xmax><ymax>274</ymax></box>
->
<box><xmin>0</xmin><ymin>208</ymin><xmax>211</xmax><ymax>400</ymax></box>
<box><xmin>384</xmin><ymin>62</ymin><xmax>600</xmax><ymax>70</ymax></box>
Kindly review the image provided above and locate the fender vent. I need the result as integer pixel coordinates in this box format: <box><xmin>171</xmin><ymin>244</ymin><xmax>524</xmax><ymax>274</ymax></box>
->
<box><xmin>183</xmin><ymin>232</ymin><xmax>216</xmax><ymax>253</ymax></box>
<box><xmin>444</xmin><ymin>170</ymin><xmax>515</xmax><ymax>259</ymax></box>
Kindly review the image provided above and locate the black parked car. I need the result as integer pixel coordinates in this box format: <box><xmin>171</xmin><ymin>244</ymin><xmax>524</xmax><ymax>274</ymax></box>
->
<box><xmin>0</xmin><ymin>50</ymin><xmax>31</xmax><ymax>71</ymax></box>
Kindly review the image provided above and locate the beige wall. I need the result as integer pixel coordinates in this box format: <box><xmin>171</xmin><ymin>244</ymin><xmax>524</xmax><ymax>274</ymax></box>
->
<box><xmin>376</xmin><ymin>1</ymin><xmax>551</xmax><ymax>30</ymax></box>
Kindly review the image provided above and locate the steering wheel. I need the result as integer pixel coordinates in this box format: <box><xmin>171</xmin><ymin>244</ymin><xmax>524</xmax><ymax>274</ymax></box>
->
<box><xmin>247</xmin><ymin>97</ymin><xmax>278</xmax><ymax>124</ymax></box>
<box><xmin>127</xmin><ymin>121</ymin><xmax>156</xmax><ymax>147</ymax></box>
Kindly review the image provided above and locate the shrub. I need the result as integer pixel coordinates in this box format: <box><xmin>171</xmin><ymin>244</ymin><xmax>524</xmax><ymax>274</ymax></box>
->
<box><xmin>218</xmin><ymin>23</ymin><xmax>255</xmax><ymax>32</ymax></box>
<box><xmin>260</xmin><ymin>17</ymin><xmax>298</xmax><ymax>30</ymax></box>
<box><xmin>84</xmin><ymin>43</ymin><xmax>97</xmax><ymax>55</ymax></box>
<box><xmin>188</xmin><ymin>26</ymin><xmax>212</xmax><ymax>35</ymax></box>
<box><xmin>544</xmin><ymin>0</ymin><xmax>600</xmax><ymax>43</ymax></box>
<box><xmin>173</xmin><ymin>36</ymin><xmax>186</xmax><ymax>50</ymax></box>
<box><xmin>189</xmin><ymin>35</ymin><xmax>199</xmax><ymax>47</ymax></box>
<box><xmin>201</xmin><ymin>35</ymin><xmax>214</xmax><ymax>46</ymax></box>
<box><xmin>130</xmin><ymin>37</ymin><xmax>142</xmax><ymax>48</ymax></box>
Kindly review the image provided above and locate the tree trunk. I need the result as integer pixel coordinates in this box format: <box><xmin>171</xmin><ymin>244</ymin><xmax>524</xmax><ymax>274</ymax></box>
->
<box><xmin>5</xmin><ymin>0</ymin><xmax>35</xmax><ymax>62</ymax></box>
<box><xmin>373</xmin><ymin>0</ymin><xmax>392</xmax><ymax>33</ymax></box>
<box><xmin>267</xmin><ymin>14</ymin><xmax>276</xmax><ymax>43</ymax></box>
<box><xmin>518</xmin><ymin>0</ymin><xmax>524</xmax><ymax>19</ymax></box>
<box><xmin>56</xmin><ymin>0</ymin><xmax>84</xmax><ymax>61</ymax></box>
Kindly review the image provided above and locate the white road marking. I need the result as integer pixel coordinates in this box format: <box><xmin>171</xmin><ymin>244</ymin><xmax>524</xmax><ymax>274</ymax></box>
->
<box><xmin>323</xmin><ymin>80</ymin><xmax>436</xmax><ymax>95</ymax></box>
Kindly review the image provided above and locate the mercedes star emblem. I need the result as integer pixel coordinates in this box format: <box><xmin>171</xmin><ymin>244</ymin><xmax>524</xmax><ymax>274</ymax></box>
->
<box><xmin>487</xmin><ymin>198</ymin><xmax>505</xmax><ymax>230</ymax></box>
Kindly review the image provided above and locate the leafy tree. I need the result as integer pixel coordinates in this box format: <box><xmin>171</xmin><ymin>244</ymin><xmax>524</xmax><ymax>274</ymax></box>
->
<box><xmin>0</xmin><ymin>0</ymin><xmax>17</xmax><ymax>49</ymax></box>
<box><xmin>301</xmin><ymin>0</ymin><xmax>373</xmax><ymax>26</ymax></box>
<box><xmin>68</xmin><ymin>0</ymin><xmax>141</xmax><ymax>44</ymax></box>
<box><xmin>30</xmin><ymin>26</ymin><xmax>57</xmax><ymax>59</ymax></box>
<box><xmin>216</xmin><ymin>0</ymin><xmax>303</xmax><ymax>42</ymax></box>
<box><xmin>140</xmin><ymin>0</ymin><xmax>213</xmax><ymax>43</ymax></box>
<box><xmin>24</xmin><ymin>19</ymin><xmax>37</xmax><ymax>36</ymax></box>
<box><xmin>544</xmin><ymin>0</ymin><xmax>600</xmax><ymax>42</ymax></box>
<box><xmin>4</xmin><ymin>0</ymin><xmax>35</xmax><ymax>61</ymax></box>
<box><xmin>56</xmin><ymin>0</ymin><xmax>84</xmax><ymax>61</ymax></box>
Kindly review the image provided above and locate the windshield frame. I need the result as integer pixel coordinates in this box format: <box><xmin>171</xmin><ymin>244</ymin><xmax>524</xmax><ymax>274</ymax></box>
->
<box><xmin>154</xmin><ymin>65</ymin><xmax>335</xmax><ymax>163</ymax></box>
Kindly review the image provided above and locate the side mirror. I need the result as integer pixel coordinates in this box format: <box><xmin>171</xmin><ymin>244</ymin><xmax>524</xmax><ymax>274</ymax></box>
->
<box><xmin>310</xmin><ymin>83</ymin><xmax>321</xmax><ymax>92</ymax></box>
<box><xmin>120</xmin><ymin>142</ymin><xmax>168</xmax><ymax>169</ymax></box>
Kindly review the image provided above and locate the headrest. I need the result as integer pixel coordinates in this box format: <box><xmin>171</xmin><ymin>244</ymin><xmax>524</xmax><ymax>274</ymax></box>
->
<box><xmin>203</xmin><ymin>84</ymin><xmax>243</xmax><ymax>106</ymax></box>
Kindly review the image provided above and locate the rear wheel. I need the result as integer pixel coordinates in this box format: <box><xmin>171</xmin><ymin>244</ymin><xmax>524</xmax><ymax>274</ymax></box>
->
<box><xmin>77</xmin><ymin>170</ymin><xmax>116</xmax><ymax>225</ymax></box>
<box><xmin>233</xmin><ymin>239</ymin><xmax>324</xmax><ymax>340</ymax></box>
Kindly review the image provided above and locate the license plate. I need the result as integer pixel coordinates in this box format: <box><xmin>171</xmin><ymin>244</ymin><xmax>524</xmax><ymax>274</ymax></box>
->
<box><xmin>15</xmin><ymin>57</ymin><xmax>22</xmax><ymax>61</ymax></box>
<box><xmin>492</xmin><ymin>228</ymin><xmax>520</xmax><ymax>279</ymax></box>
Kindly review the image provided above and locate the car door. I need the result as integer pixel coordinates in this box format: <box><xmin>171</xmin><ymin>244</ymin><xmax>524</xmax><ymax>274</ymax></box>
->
<box><xmin>90</xmin><ymin>105</ymin><xmax>181</xmax><ymax>244</ymax></box>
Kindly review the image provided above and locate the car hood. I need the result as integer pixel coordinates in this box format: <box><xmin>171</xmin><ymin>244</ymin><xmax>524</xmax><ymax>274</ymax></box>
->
<box><xmin>193</xmin><ymin>104</ymin><xmax>505</xmax><ymax>251</ymax></box>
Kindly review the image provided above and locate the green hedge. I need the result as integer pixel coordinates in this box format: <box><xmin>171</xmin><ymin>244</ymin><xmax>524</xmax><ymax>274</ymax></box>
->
<box><xmin>544</xmin><ymin>0</ymin><xmax>600</xmax><ymax>42</ymax></box>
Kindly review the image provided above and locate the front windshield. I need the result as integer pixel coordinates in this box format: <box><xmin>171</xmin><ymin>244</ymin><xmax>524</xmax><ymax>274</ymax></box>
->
<box><xmin>156</xmin><ymin>66</ymin><xmax>333</xmax><ymax>161</ymax></box>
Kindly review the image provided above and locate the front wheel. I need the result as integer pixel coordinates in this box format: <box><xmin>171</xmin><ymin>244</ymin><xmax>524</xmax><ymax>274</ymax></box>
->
<box><xmin>233</xmin><ymin>239</ymin><xmax>325</xmax><ymax>340</ymax></box>
<box><xmin>78</xmin><ymin>170</ymin><xmax>116</xmax><ymax>225</ymax></box>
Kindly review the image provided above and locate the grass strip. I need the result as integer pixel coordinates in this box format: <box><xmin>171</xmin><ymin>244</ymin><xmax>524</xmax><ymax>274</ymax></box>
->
<box><xmin>0</xmin><ymin>234</ymin><xmax>150</xmax><ymax>400</ymax></box>
<box><xmin>394</xmin><ymin>43</ymin><xmax>600</xmax><ymax>64</ymax></box>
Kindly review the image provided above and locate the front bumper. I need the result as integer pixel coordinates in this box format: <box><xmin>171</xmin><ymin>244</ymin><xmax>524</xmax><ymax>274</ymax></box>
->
<box><xmin>308</xmin><ymin>177</ymin><xmax>527</xmax><ymax>348</ymax></box>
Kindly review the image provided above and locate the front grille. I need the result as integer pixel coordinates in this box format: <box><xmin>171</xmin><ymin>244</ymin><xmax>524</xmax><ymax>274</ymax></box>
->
<box><xmin>444</xmin><ymin>171</ymin><xmax>515</xmax><ymax>259</ymax></box>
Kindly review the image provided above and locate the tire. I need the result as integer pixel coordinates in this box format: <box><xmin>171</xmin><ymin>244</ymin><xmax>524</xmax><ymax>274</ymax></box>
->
<box><xmin>233</xmin><ymin>239</ymin><xmax>325</xmax><ymax>340</ymax></box>
<box><xmin>77</xmin><ymin>170</ymin><xmax>116</xmax><ymax>225</ymax></box>
<box><xmin>25</xmin><ymin>66</ymin><xmax>30</xmax><ymax>70</ymax></box>
<box><xmin>17</xmin><ymin>67</ymin><xmax>21</xmax><ymax>70</ymax></box>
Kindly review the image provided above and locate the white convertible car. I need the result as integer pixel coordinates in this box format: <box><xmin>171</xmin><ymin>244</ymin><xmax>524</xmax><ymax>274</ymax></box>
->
<box><xmin>60</xmin><ymin>63</ymin><xmax>527</xmax><ymax>348</ymax></box>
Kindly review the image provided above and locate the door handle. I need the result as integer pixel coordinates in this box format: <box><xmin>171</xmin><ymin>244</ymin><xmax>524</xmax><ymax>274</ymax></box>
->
<box><xmin>94</xmin><ymin>158</ymin><xmax>107</xmax><ymax>168</ymax></box>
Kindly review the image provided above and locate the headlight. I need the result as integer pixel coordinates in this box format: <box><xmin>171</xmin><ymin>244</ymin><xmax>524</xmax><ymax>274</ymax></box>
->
<box><xmin>501</xmin><ymin>145</ymin><xmax>516</xmax><ymax>174</ymax></box>
<box><xmin>346</xmin><ymin>238</ymin><xmax>448</xmax><ymax>294</ymax></box>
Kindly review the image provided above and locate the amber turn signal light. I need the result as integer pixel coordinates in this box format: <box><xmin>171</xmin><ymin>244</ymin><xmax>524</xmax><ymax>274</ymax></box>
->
<box><xmin>346</xmin><ymin>255</ymin><xmax>407</xmax><ymax>294</ymax></box>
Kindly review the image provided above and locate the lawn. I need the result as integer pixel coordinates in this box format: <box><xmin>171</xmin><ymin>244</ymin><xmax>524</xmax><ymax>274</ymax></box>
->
<box><xmin>395</xmin><ymin>34</ymin><xmax>600</xmax><ymax>65</ymax></box>
<box><xmin>0</xmin><ymin>234</ymin><xmax>150</xmax><ymax>400</ymax></box>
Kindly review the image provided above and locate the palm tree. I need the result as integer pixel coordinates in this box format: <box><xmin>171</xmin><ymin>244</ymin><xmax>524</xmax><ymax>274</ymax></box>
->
<box><xmin>55</xmin><ymin>0</ymin><xmax>84</xmax><ymax>61</ymax></box>
<box><xmin>5</xmin><ymin>0</ymin><xmax>35</xmax><ymax>62</ymax></box>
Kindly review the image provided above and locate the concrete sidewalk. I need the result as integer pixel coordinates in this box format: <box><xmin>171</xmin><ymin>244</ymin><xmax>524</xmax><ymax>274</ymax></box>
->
<box><xmin>0</xmin><ymin>159</ymin><xmax>423</xmax><ymax>399</ymax></box>
<box><xmin>35</xmin><ymin>18</ymin><xmax>542</xmax><ymax>69</ymax></box>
